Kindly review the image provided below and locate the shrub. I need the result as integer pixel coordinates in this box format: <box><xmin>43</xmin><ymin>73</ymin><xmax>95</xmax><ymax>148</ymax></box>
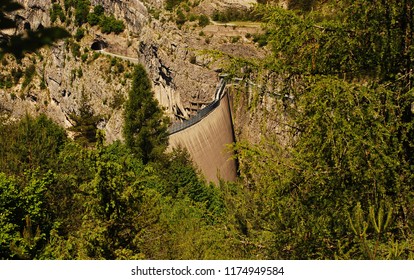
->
<box><xmin>175</xmin><ymin>9</ymin><xmax>187</xmax><ymax>26</ymax></box>
<box><xmin>74</xmin><ymin>28</ymin><xmax>85</xmax><ymax>41</ymax></box>
<box><xmin>100</xmin><ymin>15</ymin><xmax>125</xmax><ymax>34</ymax></box>
<box><xmin>50</xmin><ymin>3</ymin><xmax>66</xmax><ymax>23</ymax></box>
<box><xmin>198</xmin><ymin>14</ymin><xmax>209</xmax><ymax>27</ymax></box>
<box><xmin>70</xmin><ymin>42</ymin><xmax>81</xmax><ymax>57</ymax></box>
<box><xmin>22</xmin><ymin>64</ymin><xmax>36</xmax><ymax>88</ymax></box>
<box><xmin>231</xmin><ymin>36</ymin><xmax>241</xmax><ymax>43</ymax></box>
<box><xmin>253</xmin><ymin>32</ymin><xmax>269</xmax><ymax>47</ymax></box>
<box><xmin>166</xmin><ymin>0</ymin><xmax>184</xmax><ymax>11</ymax></box>
<box><xmin>74</xmin><ymin>0</ymin><xmax>90</xmax><ymax>26</ymax></box>
<box><xmin>81</xmin><ymin>53</ymin><xmax>88</xmax><ymax>62</ymax></box>
<box><xmin>109</xmin><ymin>92</ymin><xmax>125</xmax><ymax>110</ymax></box>
<box><xmin>87</xmin><ymin>13</ymin><xmax>100</xmax><ymax>26</ymax></box>
<box><xmin>11</xmin><ymin>68</ymin><xmax>23</xmax><ymax>84</ymax></box>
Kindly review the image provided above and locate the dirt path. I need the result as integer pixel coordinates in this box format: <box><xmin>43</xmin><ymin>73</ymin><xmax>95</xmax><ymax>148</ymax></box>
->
<box><xmin>99</xmin><ymin>50</ymin><xmax>140</xmax><ymax>64</ymax></box>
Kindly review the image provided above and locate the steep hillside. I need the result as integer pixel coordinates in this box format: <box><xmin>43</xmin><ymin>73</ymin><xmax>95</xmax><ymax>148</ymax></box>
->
<box><xmin>1</xmin><ymin>0</ymin><xmax>265</xmax><ymax>143</ymax></box>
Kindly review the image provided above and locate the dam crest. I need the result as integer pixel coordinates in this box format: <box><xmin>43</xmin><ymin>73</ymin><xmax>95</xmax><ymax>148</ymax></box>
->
<box><xmin>168</xmin><ymin>77</ymin><xmax>237</xmax><ymax>183</ymax></box>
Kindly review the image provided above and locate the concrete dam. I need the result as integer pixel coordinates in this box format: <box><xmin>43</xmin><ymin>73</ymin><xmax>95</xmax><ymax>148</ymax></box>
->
<box><xmin>90</xmin><ymin>47</ymin><xmax>237</xmax><ymax>182</ymax></box>
<box><xmin>168</xmin><ymin>78</ymin><xmax>237</xmax><ymax>183</ymax></box>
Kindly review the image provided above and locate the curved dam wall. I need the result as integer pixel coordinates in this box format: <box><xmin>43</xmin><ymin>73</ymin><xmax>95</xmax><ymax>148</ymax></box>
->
<box><xmin>168</xmin><ymin>92</ymin><xmax>237</xmax><ymax>183</ymax></box>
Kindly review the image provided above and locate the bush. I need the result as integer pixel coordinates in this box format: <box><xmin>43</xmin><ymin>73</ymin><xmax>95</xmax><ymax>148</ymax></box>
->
<box><xmin>11</xmin><ymin>68</ymin><xmax>23</xmax><ymax>84</ymax></box>
<box><xmin>93</xmin><ymin>4</ymin><xmax>104</xmax><ymax>16</ymax></box>
<box><xmin>231</xmin><ymin>36</ymin><xmax>241</xmax><ymax>43</ymax></box>
<box><xmin>175</xmin><ymin>9</ymin><xmax>187</xmax><ymax>26</ymax></box>
<box><xmin>100</xmin><ymin>15</ymin><xmax>125</xmax><ymax>34</ymax></box>
<box><xmin>92</xmin><ymin>52</ymin><xmax>100</xmax><ymax>60</ymax></box>
<box><xmin>198</xmin><ymin>14</ymin><xmax>209</xmax><ymax>27</ymax></box>
<box><xmin>87</xmin><ymin>5</ymin><xmax>104</xmax><ymax>26</ymax></box>
<box><xmin>74</xmin><ymin>28</ymin><xmax>85</xmax><ymax>41</ymax></box>
<box><xmin>253</xmin><ymin>32</ymin><xmax>269</xmax><ymax>47</ymax></box>
<box><xmin>50</xmin><ymin>3</ymin><xmax>66</xmax><ymax>23</ymax></box>
<box><xmin>74</xmin><ymin>0</ymin><xmax>90</xmax><ymax>26</ymax></box>
<box><xmin>70</xmin><ymin>42</ymin><xmax>81</xmax><ymax>57</ymax></box>
<box><xmin>212</xmin><ymin>8</ymin><xmax>261</xmax><ymax>23</ymax></box>
<box><xmin>81</xmin><ymin>53</ymin><xmax>88</xmax><ymax>62</ymax></box>
<box><xmin>166</xmin><ymin>0</ymin><xmax>184</xmax><ymax>11</ymax></box>
<box><xmin>109</xmin><ymin>92</ymin><xmax>125</xmax><ymax>110</ymax></box>
<box><xmin>22</xmin><ymin>64</ymin><xmax>36</xmax><ymax>88</ymax></box>
<box><xmin>87</xmin><ymin>13</ymin><xmax>100</xmax><ymax>26</ymax></box>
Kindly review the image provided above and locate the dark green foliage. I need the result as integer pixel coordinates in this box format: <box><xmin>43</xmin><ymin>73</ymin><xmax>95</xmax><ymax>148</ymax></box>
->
<box><xmin>211</xmin><ymin>7</ymin><xmax>261</xmax><ymax>23</ymax></box>
<box><xmin>50</xmin><ymin>3</ymin><xmax>66</xmax><ymax>23</ymax></box>
<box><xmin>0</xmin><ymin>112</ymin><xmax>249</xmax><ymax>259</ymax></box>
<box><xmin>68</xmin><ymin>95</ymin><xmax>102</xmax><ymax>147</ymax></box>
<box><xmin>198</xmin><ymin>14</ymin><xmax>209</xmax><ymax>27</ymax></box>
<box><xmin>74</xmin><ymin>0</ymin><xmax>90</xmax><ymax>26</ymax></box>
<box><xmin>64</xmin><ymin>0</ymin><xmax>75</xmax><ymax>11</ymax></box>
<box><xmin>109</xmin><ymin>93</ymin><xmax>125</xmax><ymax>110</ymax></box>
<box><xmin>0</xmin><ymin>114</ymin><xmax>67</xmax><ymax>175</ymax></box>
<box><xmin>271</xmin><ymin>78</ymin><xmax>412</xmax><ymax>259</ymax></box>
<box><xmin>175</xmin><ymin>9</ymin><xmax>186</xmax><ymax>26</ymax></box>
<box><xmin>123</xmin><ymin>65</ymin><xmax>169</xmax><ymax>164</ymax></box>
<box><xmin>288</xmin><ymin>0</ymin><xmax>316</xmax><ymax>11</ymax></box>
<box><xmin>87</xmin><ymin>5</ymin><xmax>104</xmax><ymax>26</ymax></box>
<box><xmin>74</xmin><ymin>28</ymin><xmax>85</xmax><ymax>41</ymax></box>
<box><xmin>99</xmin><ymin>15</ymin><xmax>125</xmax><ymax>34</ymax></box>
<box><xmin>22</xmin><ymin>64</ymin><xmax>36</xmax><ymax>88</ymax></box>
<box><xmin>70</xmin><ymin>41</ymin><xmax>81</xmax><ymax>57</ymax></box>
<box><xmin>81</xmin><ymin>53</ymin><xmax>88</xmax><ymax>62</ymax></box>
<box><xmin>93</xmin><ymin>5</ymin><xmax>104</xmax><ymax>16</ymax></box>
<box><xmin>87</xmin><ymin>5</ymin><xmax>125</xmax><ymax>34</ymax></box>
<box><xmin>252</xmin><ymin>32</ymin><xmax>269</xmax><ymax>47</ymax></box>
<box><xmin>228</xmin><ymin>1</ymin><xmax>414</xmax><ymax>260</ymax></box>
<box><xmin>11</xmin><ymin>67</ymin><xmax>23</xmax><ymax>84</ymax></box>
<box><xmin>0</xmin><ymin>74</ymin><xmax>13</xmax><ymax>88</ymax></box>
<box><xmin>0</xmin><ymin>171</ymin><xmax>56</xmax><ymax>259</ymax></box>
<box><xmin>165</xmin><ymin>0</ymin><xmax>184</xmax><ymax>11</ymax></box>
<box><xmin>86</xmin><ymin>12</ymin><xmax>100</xmax><ymax>26</ymax></box>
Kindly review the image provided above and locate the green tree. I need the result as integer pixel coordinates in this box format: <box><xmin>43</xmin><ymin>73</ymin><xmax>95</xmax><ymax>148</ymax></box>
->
<box><xmin>0</xmin><ymin>114</ymin><xmax>67</xmax><ymax>176</ymax></box>
<box><xmin>0</xmin><ymin>171</ymin><xmax>55</xmax><ymax>259</ymax></box>
<box><xmin>74</xmin><ymin>0</ymin><xmax>90</xmax><ymax>26</ymax></box>
<box><xmin>68</xmin><ymin>94</ymin><xmax>102</xmax><ymax>147</ymax></box>
<box><xmin>124</xmin><ymin>65</ymin><xmax>169</xmax><ymax>164</ymax></box>
<box><xmin>99</xmin><ymin>15</ymin><xmax>125</xmax><ymax>34</ymax></box>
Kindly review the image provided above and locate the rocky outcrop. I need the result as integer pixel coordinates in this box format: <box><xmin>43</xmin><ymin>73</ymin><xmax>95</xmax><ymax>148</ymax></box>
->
<box><xmin>90</xmin><ymin>0</ymin><xmax>148</xmax><ymax>34</ymax></box>
<box><xmin>3</xmin><ymin>0</ymin><xmax>265</xmax><ymax>143</ymax></box>
<box><xmin>13</xmin><ymin>0</ymin><xmax>52</xmax><ymax>30</ymax></box>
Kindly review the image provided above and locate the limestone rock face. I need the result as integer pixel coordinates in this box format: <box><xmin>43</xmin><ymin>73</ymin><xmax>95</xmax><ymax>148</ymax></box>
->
<box><xmin>90</xmin><ymin>0</ymin><xmax>148</xmax><ymax>34</ymax></box>
<box><xmin>3</xmin><ymin>0</ymin><xmax>264</xmax><ymax>142</ymax></box>
<box><xmin>13</xmin><ymin>0</ymin><xmax>52</xmax><ymax>30</ymax></box>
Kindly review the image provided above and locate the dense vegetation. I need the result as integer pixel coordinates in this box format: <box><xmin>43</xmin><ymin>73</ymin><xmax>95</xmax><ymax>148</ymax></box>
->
<box><xmin>51</xmin><ymin>0</ymin><xmax>125</xmax><ymax>34</ymax></box>
<box><xmin>0</xmin><ymin>66</ymin><xmax>242</xmax><ymax>259</ymax></box>
<box><xmin>229</xmin><ymin>0</ymin><xmax>414</xmax><ymax>259</ymax></box>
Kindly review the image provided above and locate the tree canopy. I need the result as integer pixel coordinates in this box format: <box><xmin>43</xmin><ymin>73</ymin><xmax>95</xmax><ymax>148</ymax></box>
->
<box><xmin>124</xmin><ymin>65</ymin><xmax>169</xmax><ymax>164</ymax></box>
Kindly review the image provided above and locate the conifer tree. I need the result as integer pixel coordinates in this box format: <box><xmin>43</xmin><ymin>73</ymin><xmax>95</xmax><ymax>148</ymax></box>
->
<box><xmin>123</xmin><ymin>65</ymin><xmax>169</xmax><ymax>164</ymax></box>
<box><xmin>68</xmin><ymin>93</ymin><xmax>102</xmax><ymax>147</ymax></box>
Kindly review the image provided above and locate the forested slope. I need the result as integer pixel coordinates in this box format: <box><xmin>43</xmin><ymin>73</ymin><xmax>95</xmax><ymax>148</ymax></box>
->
<box><xmin>231</xmin><ymin>0</ymin><xmax>414</xmax><ymax>259</ymax></box>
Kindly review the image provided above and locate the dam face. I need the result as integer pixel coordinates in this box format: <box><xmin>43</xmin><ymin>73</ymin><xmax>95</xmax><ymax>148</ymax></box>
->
<box><xmin>168</xmin><ymin>92</ymin><xmax>237</xmax><ymax>183</ymax></box>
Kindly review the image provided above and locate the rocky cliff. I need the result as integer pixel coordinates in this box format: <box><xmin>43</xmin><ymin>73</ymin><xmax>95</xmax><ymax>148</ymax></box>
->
<box><xmin>1</xmin><ymin>0</ymin><xmax>264</xmax><ymax>143</ymax></box>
